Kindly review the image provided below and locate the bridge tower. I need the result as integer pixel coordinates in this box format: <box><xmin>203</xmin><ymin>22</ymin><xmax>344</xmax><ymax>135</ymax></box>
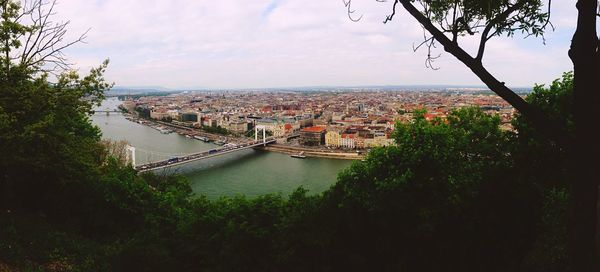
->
<box><xmin>255</xmin><ymin>125</ymin><xmax>267</xmax><ymax>146</ymax></box>
<box><xmin>125</xmin><ymin>145</ymin><xmax>136</xmax><ymax>166</ymax></box>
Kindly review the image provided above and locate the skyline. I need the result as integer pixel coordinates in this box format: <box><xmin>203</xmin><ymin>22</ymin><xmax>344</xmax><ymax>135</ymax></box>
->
<box><xmin>108</xmin><ymin>83</ymin><xmax>533</xmax><ymax>93</ymax></box>
<box><xmin>56</xmin><ymin>0</ymin><xmax>577</xmax><ymax>89</ymax></box>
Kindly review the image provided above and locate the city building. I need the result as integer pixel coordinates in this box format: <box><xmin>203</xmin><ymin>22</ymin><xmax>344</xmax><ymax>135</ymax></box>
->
<box><xmin>325</xmin><ymin>130</ymin><xmax>342</xmax><ymax>147</ymax></box>
<box><xmin>300</xmin><ymin>126</ymin><xmax>326</xmax><ymax>146</ymax></box>
<box><xmin>226</xmin><ymin>121</ymin><xmax>250</xmax><ymax>134</ymax></box>
<box><xmin>340</xmin><ymin>133</ymin><xmax>356</xmax><ymax>149</ymax></box>
<box><xmin>181</xmin><ymin>112</ymin><xmax>199</xmax><ymax>123</ymax></box>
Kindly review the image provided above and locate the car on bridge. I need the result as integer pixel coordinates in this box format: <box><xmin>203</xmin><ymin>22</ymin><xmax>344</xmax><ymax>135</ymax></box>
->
<box><xmin>167</xmin><ymin>157</ymin><xmax>179</xmax><ymax>164</ymax></box>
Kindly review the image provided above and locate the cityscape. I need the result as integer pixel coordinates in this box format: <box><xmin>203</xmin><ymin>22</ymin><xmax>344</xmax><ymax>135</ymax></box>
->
<box><xmin>116</xmin><ymin>88</ymin><xmax>515</xmax><ymax>155</ymax></box>
<box><xmin>1</xmin><ymin>0</ymin><xmax>596</xmax><ymax>271</ymax></box>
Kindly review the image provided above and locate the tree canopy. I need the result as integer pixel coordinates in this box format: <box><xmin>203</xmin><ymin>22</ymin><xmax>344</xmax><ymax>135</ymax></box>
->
<box><xmin>345</xmin><ymin>0</ymin><xmax>598</xmax><ymax>268</ymax></box>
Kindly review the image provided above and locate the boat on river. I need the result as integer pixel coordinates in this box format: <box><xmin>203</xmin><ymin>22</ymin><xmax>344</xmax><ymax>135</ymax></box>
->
<box><xmin>194</xmin><ymin>135</ymin><xmax>210</xmax><ymax>142</ymax></box>
<box><xmin>158</xmin><ymin>128</ymin><xmax>173</xmax><ymax>134</ymax></box>
<box><xmin>291</xmin><ymin>151</ymin><xmax>306</xmax><ymax>159</ymax></box>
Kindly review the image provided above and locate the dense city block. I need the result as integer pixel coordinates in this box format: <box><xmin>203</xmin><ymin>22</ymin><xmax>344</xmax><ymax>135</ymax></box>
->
<box><xmin>120</xmin><ymin>89</ymin><xmax>516</xmax><ymax>149</ymax></box>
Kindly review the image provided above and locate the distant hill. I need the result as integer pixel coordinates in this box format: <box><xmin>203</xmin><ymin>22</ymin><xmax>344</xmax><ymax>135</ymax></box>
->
<box><xmin>107</xmin><ymin>86</ymin><xmax>175</xmax><ymax>96</ymax></box>
<box><xmin>252</xmin><ymin>85</ymin><xmax>533</xmax><ymax>94</ymax></box>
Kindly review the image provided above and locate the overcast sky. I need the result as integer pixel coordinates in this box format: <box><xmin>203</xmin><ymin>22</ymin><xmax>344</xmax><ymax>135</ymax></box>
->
<box><xmin>55</xmin><ymin>0</ymin><xmax>577</xmax><ymax>89</ymax></box>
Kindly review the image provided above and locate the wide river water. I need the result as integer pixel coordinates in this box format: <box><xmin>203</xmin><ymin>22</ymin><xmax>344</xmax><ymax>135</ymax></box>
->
<box><xmin>91</xmin><ymin>98</ymin><xmax>352</xmax><ymax>199</ymax></box>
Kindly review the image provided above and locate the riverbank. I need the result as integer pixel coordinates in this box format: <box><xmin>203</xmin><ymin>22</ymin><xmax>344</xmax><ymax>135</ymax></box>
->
<box><xmin>261</xmin><ymin>144</ymin><xmax>364</xmax><ymax>160</ymax></box>
<box><xmin>122</xmin><ymin>113</ymin><xmax>364</xmax><ymax>160</ymax></box>
<box><xmin>124</xmin><ymin>114</ymin><xmax>248</xmax><ymax>144</ymax></box>
<box><xmin>95</xmin><ymin>98</ymin><xmax>353</xmax><ymax>199</ymax></box>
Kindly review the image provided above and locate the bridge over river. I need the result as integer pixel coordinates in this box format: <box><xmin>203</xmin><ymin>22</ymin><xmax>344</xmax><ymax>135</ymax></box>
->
<box><xmin>91</xmin><ymin>109</ymin><xmax>122</xmax><ymax>115</ymax></box>
<box><xmin>135</xmin><ymin>138</ymin><xmax>276</xmax><ymax>173</ymax></box>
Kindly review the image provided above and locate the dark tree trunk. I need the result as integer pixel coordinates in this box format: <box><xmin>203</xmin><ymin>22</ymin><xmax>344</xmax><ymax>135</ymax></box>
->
<box><xmin>568</xmin><ymin>0</ymin><xmax>599</xmax><ymax>271</ymax></box>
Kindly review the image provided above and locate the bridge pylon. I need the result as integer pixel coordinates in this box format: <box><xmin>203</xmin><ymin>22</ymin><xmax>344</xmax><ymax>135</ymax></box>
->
<box><xmin>255</xmin><ymin>125</ymin><xmax>267</xmax><ymax>146</ymax></box>
<box><xmin>125</xmin><ymin>145</ymin><xmax>136</xmax><ymax>167</ymax></box>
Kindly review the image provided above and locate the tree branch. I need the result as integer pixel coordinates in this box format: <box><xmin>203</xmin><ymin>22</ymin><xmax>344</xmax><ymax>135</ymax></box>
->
<box><xmin>451</xmin><ymin>0</ymin><xmax>459</xmax><ymax>43</ymax></box>
<box><xmin>398</xmin><ymin>0</ymin><xmax>569</xmax><ymax>145</ymax></box>
<box><xmin>382</xmin><ymin>0</ymin><xmax>399</xmax><ymax>24</ymax></box>
<box><xmin>16</xmin><ymin>0</ymin><xmax>87</xmax><ymax>73</ymax></box>
<box><xmin>476</xmin><ymin>0</ymin><xmax>528</xmax><ymax>62</ymax></box>
<box><xmin>343</xmin><ymin>0</ymin><xmax>363</xmax><ymax>22</ymax></box>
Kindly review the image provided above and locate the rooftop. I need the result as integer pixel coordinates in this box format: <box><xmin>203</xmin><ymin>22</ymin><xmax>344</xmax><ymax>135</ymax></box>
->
<box><xmin>301</xmin><ymin>126</ymin><xmax>326</xmax><ymax>133</ymax></box>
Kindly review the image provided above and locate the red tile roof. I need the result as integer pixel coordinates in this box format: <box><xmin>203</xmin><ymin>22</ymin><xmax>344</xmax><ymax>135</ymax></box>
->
<box><xmin>301</xmin><ymin>126</ymin><xmax>326</xmax><ymax>133</ymax></box>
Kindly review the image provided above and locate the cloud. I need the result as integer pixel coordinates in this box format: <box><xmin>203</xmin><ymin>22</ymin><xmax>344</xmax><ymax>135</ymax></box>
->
<box><xmin>52</xmin><ymin>0</ymin><xmax>576</xmax><ymax>89</ymax></box>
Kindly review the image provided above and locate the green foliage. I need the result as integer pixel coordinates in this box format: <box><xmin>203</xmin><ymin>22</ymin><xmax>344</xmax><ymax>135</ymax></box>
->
<box><xmin>325</xmin><ymin>107</ymin><xmax>536</xmax><ymax>271</ymax></box>
<box><xmin>0</xmin><ymin>61</ymin><xmax>112</xmax><ymax>214</ymax></box>
<box><xmin>135</xmin><ymin>106</ymin><xmax>151</xmax><ymax>118</ymax></box>
<box><xmin>511</xmin><ymin>72</ymin><xmax>572</xmax><ymax>189</ymax></box>
<box><xmin>522</xmin><ymin>188</ymin><xmax>569</xmax><ymax>272</ymax></box>
<box><xmin>0</xmin><ymin>1</ymin><xmax>31</xmax><ymax>72</ymax></box>
<box><xmin>0</xmin><ymin>0</ymin><xmax>112</xmax><ymax>219</ymax></box>
<box><xmin>245</xmin><ymin>128</ymin><xmax>273</xmax><ymax>138</ymax></box>
<box><xmin>2</xmin><ymin>103</ymin><xmax>572</xmax><ymax>271</ymax></box>
<box><xmin>514</xmin><ymin>71</ymin><xmax>574</xmax><ymax>140</ymax></box>
<box><xmin>202</xmin><ymin>125</ymin><xmax>230</xmax><ymax>135</ymax></box>
<box><xmin>509</xmin><ymin>72</ymin><xmax>574</xmax><ymax>269</ymax></box>
<box><xmin>117</xmin><ymin>91</ymin><xmax>175</xmax><ymax>100</ymax></box>
<box><xmin>417</xmin><ymin>0</ymin><xmax>550</xmax><ymax>39</ymax></box>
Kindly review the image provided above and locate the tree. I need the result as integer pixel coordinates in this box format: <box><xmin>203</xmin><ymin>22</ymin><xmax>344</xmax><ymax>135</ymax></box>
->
<box><xmin>100</xmin><ymin>140</ymin><xmax>133</xmax><ymax>166</ymax></box>
<box><xmin>511</xmin><ymin>72</ymin><xmax>574</xmax><ymax>270</ymax></box>
<box><xmin>0</xmin><ymin>0</ymin><xmax>111</xmax><ymax>215</ymax></box>
<box><xmin>567</xmin><ymin>1</ymin><xmax>599</xmax><ymax>270</ymax></box>
<box><xmin>345</xmin><ymin>0</ymin><xmax>599</xmax><ymax>268</ymax></box>
<box><xmin>323</xmin><ymin>107</ymin><xmax>539</xmax><ymax>270</ymax></box>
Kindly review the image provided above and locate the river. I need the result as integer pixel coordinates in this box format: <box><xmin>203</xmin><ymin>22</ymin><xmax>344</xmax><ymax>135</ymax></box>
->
<box><xmin>91</xmin><ymin>98</ymin><xmax>352</xmax><ymax>199</ymax></box>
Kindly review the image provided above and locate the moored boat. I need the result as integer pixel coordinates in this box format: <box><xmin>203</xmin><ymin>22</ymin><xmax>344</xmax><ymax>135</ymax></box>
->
<box><xmin>291</xmin><ymin>151</ymin><xmax>306</xmax><ymax>159</ymax></box>
<box><xmin>194</xmin><ymin>135</ymin><xmax>210</xmax><ymax>142</ymax></box>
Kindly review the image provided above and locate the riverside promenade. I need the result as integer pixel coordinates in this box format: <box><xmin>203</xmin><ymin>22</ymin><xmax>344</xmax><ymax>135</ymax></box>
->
<box><xmin>263</xmin><ymin>144</ymin><xmax>365</xmax><ymax>160</ymax></box>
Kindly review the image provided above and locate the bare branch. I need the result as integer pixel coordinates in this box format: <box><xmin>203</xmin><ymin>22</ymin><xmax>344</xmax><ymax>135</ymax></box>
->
<box><xmin>540</xmin><ymin>0</ymin><xmax>555</xmax><ymax>31</ymax></box>
<box><xmin>412</xmin><ymin>36</ymin><xmax>434</xmax><ymax>52</ymax></box>
<box><xmin>382</xmin><ymin>0</ymin><xmax>399</xmax><ymax>24</ymax></box>
<box><xmin>14</xmin><ymin>0</ymin><xmax>88</xmax><ymax>74</ymax></box>
<box><xmin>343</xmin><ymin>0</ymin><xmax>363</xmax><ymax>22</ymax></box>
<box><xmin>22</xmin><ymin>0</ymin><xmax>57</xmax><ymax>64</ymax></box>
<box><xmin>411</xmin><ymin>28</ymin><xmax>440</xmax><ymax>70</ymax></box>
<box><xmin>476</xmin><ymin>0</ymin><xmax>528</xmax><ymax>62</ymax></box>
<box><xmin>537</xmin><ymin>0</ymin><xmax>555</xmax><ymax>45</ymax></box>
<box><xmin>451</xmin><ymin>0</ymin><xmax>459</xmax><ymax>43</ymax></box>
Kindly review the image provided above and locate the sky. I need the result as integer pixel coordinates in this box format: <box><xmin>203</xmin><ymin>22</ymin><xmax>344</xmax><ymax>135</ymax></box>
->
<box><xmin>53</xmin><ymin>0</ymin><xmax>578</xmax><ymax>89</ymax></box>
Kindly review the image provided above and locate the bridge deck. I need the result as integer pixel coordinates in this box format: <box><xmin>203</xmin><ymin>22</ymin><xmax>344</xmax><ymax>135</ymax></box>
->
<box><xmin>136</xmin><ymin>139</ymin><xmax>276</xmax><ymax>172</ymax></box>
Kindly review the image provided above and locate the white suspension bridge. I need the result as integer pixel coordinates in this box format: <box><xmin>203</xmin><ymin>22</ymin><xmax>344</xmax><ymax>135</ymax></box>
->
<box><xmin>129</xmin><ymin>125</ymin><xmax>278</xmax><ymax>173</ymax></box>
